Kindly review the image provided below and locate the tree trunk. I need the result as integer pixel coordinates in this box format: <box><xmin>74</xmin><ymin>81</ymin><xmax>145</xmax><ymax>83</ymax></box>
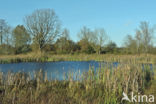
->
<box><xmin>0</xmin><ymin>33</ymin><xmax>2</xmax><ymax>45</ymax></box>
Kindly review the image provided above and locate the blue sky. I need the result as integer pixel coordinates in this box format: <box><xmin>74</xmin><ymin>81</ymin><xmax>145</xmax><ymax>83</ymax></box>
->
<box><xmin>0</xmin><ymin>0</ymin><xmax>156</xmax><ymax>46</ymax></box>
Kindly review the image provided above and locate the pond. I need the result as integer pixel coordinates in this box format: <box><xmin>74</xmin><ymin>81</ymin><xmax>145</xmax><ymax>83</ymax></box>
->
<box><xmin>0</xmin><ymin>61</ymin><xmax>153</xmax><ymax>80</ymax></box>
<box><xmin>0</xmin><ymin>61</ymin><xmax>119</xmax><ymax>80</ymax></box>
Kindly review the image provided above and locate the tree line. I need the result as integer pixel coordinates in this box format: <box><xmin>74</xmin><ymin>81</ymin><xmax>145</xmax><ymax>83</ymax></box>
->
<box><xmin>0</xmin><ymin>9</ymin><xmax>155</xmax><ymax>55</ymax></box>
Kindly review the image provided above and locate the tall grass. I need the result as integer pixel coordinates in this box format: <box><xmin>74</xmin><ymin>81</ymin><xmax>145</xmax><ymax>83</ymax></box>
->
<box><xmin>0</xmin><ymin>63</ymin><xmax>155</xmax><ymax>104</ymax></box>
<box><xmin>1</xmin><ymin>54</ymin><xmax>156</xmax><ymax>64</ymax></box>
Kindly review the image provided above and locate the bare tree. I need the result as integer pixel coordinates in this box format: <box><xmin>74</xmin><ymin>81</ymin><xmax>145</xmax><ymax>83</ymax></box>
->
<box><xmin>77</xmin><ymin>27</ymin><xmax>108</xmax><ymax>54</ymax></box>
<box><xmin>124</xmin><ymin>35</ymin><xmax>137</xmax><ymax>54</ymax></box>
<box><xmin>135</xmin><ymin>30</ymin><xmax>143</xmax><ymax>54</ymax></box>
<box><xmin>77</xmin><ymin>26</ymin><xmax>93</xmax><ymax>42</ymax></box>
<box><xmin>124</xmin><ymin>22</ymin><xmax>155</xmax><ymax>54</ymax></box>
<box><xmin>57</xmin><ymin>28</ymin><xmax>70</xmax><ymax>53</ymax></box>
<box><xmin>134</xmin><ymin>22</ymin><xmax>154</xmax><ymax>54</ymax></box>
<box><xmin>24</xmin><ymin>9</ymin><xmax>60</xmax><ymax>52</ymax></box>
<box><xmin>93</xmin><ymin>28</ymin><xmax>108</xmax><ymax>54</ymax></box>
<box><xmin>139</xmin><ymin>22</ymin><xmax>154</xmax><ymax>53</ymax></box>
<box><xmin>62</xmin><ymin>28</ymin><xmax>70</xmax><ymax>40</ymax></box>
<box><xmin>0</xmin><ymin>19</ymin><xmax>10</xmax><ymax>45</ymax></box>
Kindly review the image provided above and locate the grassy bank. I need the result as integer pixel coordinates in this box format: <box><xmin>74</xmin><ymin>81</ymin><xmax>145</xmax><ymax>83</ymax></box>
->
<box><xmin>0</xmin><ymin>62</ymin><xmax>155</xmax><ymax>104</ymax></box>
<box><xmin>1</xmin><ymin>53</ymin><xmax>156</xmax><ymax>64</ymax></box>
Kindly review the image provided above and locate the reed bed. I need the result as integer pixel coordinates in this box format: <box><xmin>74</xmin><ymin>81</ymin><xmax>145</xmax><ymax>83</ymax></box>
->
<box><xmin>0</xmin><ymin>62</ymin><xmax>155</xmax><ymax>104</ymax></box>
<box><xmin>1</xmin><ymin>54</ymin><xmax>156</xmax><ymax>64</ymax></box>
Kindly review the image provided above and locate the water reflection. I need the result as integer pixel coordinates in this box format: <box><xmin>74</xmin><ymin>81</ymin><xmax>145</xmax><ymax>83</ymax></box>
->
<box><xmin>0</xmin><ymin>61</ymin><xmax>152</xmax><ymax>80</ymax></box>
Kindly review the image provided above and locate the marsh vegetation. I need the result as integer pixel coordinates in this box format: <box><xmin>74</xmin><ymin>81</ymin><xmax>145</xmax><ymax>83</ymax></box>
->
<box><xmin>0</xmin><ymin>8</ymin><xmax>156</xmax><ymax>104</ymax></box>
<box><xmin>0</xmin><ymin>62</ymin><xmax>155</xmax><ymax>104</ymax></box>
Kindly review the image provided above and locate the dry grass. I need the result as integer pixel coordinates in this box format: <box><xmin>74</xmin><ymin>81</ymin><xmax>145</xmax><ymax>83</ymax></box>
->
<box><xmin>0</xmin><ymin>53</ymin><xmax>156</xmax><ymax>64</ymax></box>
<box><xmin>0</xmin><ymin>62</ymin><xmax>155</xmax><ymax>104</ymax></box>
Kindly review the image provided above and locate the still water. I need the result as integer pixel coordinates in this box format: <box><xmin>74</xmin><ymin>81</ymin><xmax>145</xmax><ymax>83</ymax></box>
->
<box><xmin>0</xmin><ymin>61</ymin><xmax>118</xmax><ymax>80</ymax></box>
<box><xmin>0</xmin><ymin>61</ymin><xmax>152</xmax><ymax>80</ymax></box>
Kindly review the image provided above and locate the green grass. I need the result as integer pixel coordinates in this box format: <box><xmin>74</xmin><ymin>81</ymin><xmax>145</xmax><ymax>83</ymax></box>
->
<box><xmin>0</xmin><ymin>62</ymin><xmax>155</xmax><ymax>104</ymax></box>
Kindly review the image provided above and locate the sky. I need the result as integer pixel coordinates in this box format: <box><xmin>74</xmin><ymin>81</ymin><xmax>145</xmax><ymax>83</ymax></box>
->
<box><xmin>0</xmin><ymin>0</ymin><xmax>156</xmax><ymax>46</ymax></box>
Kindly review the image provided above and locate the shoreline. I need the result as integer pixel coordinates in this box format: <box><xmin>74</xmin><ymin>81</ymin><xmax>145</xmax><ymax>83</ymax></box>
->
<box><xmin>0</xmin><ymin>54</ymin><xmax>156</xmax><ymax>64</ymax></box>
